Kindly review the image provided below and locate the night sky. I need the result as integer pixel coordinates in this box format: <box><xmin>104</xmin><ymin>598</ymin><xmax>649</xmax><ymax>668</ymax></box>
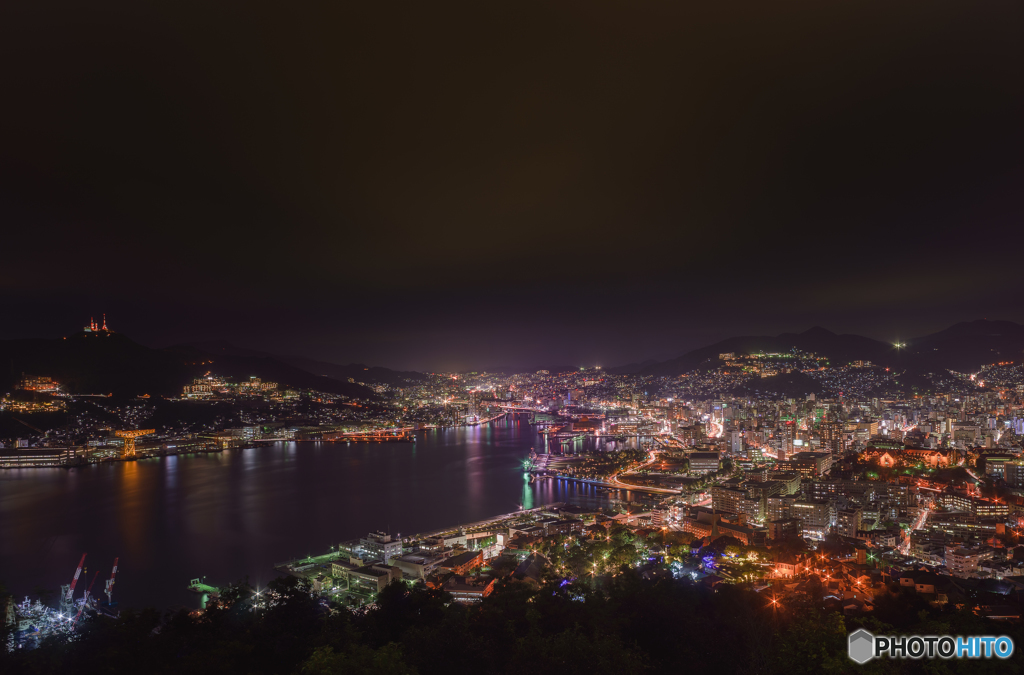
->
<box><xmin>2</xmin><ymin>1</ymin><xmax>1022</xmax><ymax>371</ymax></box>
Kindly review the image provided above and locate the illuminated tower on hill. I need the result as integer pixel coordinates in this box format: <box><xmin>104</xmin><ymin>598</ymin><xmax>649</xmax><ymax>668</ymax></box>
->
<box><xmin>83</xmin><ymin>314</ymin><xmax>112</xmax><ymax>333</ymax></box>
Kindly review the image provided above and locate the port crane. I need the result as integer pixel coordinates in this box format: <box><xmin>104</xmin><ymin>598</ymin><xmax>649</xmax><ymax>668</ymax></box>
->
<box><xmin>72</xmin><ymin>571</ymin><xmax>101</xmax><ymax>630</ymax></box>
<box><xmin>115</xmin><ymin>429</ymin><xmax>156</xmax><ymax>458</ymax></box>
<box><xmin>61</xmin><ymin>553</ymin><xmax>87</xmax><ymax>615</ymax></box>
<box><xmin>104</xmin><ymin>558</ymin><xmax>118</xmax><ymax>605</ymax></box>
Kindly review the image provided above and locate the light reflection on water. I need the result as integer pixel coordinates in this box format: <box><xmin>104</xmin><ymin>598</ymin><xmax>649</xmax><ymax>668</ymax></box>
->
<box><xmin>0</xmin><ymin>415</ymin><xmax>642</xmax><ymax>609</ymax></box>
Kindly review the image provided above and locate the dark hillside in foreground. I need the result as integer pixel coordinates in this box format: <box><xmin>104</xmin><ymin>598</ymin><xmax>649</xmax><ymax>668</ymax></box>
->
<box><xmin>2</xmin><ymin>573</ymin><xmax>1019</xmax><ymax>675</ymax></box>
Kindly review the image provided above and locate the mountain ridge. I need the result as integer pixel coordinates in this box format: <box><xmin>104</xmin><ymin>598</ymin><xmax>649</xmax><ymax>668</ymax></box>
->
<box><xmin>630</xmin><ymin>320</ymin><xmax>1024</xmax><ymax>377</ymax></box>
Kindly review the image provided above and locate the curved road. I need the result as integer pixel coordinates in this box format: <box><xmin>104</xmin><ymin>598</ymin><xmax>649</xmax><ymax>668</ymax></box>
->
<box><xmin>606</xmin><ymin>448</ymin><xmax>681</xmax><ymax>495</ymax></box>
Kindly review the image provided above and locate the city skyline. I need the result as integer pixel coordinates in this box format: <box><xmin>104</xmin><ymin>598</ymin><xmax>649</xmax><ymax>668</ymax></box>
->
<box><xmin>4</xmin><ymin>2</ymin><xmax>1024</xmax><ymax>669</ymax></box>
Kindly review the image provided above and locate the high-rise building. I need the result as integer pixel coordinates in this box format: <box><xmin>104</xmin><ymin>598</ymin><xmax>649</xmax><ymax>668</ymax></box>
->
<box><xmin>789</xmin><ymin>500</ymin><xmax>834</xmax><ymax>539</ymax></box>
<box><xmin>779</xmin><ymin>421</ymin><xmax>795</xmax><ymax>460</ymax></box>
<box><xmin>468</xmin><ymin>391</ymin><xmax>481</xmax><ymax>418</ymax></box>
<box><xmin>729</xmin><ymin>430</ymin><xmax>743</xmax><ymax>455</ymax></box>
<box><xmin>836</xmin><ymin>507</ymin><xmax>862</xmax><ymax>538</ymax></box>
<box><xmin>819</xmin><ymin>421</ymin><xmax>842</xmax><ymax>455</ymax></box>
<box><xmin>1005</xmin><ymin>462</ymin><xmax>1024</xmax><ymax>488</ymax></box>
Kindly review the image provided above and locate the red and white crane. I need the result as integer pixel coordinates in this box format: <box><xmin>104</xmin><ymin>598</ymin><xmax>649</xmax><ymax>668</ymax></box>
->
<box><xmin>72</xmin><ymin>571</ymin><xmax>101</xmax><ymax>629</ymax></box>
<box><xmin>104</xmin><ymin>557</ymin><xmax>119</xmax><ymax>605</ymax></box>
<box><xmin>64</xmin><ymin>553</ymin><xmax>87</xmax><ymax>605</ymax></box>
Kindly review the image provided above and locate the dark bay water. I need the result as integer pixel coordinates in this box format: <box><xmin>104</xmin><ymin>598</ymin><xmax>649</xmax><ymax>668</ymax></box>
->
<box><xmin>0</xmin><ymin>414</ymin><xmax>637</xmax><ymax>610</ymax></box>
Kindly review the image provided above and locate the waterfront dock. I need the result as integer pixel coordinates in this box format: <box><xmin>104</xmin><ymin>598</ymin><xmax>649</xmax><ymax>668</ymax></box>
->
<box><xmin>274</xmin><ymin>502</ymin><xmax>566</xmax><ymax>574</ymax></box>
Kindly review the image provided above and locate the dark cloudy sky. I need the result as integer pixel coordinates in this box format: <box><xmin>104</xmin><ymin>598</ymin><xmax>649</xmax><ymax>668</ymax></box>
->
<box><xmin>2</xmin><ymin>1</ymin><xmax>1022</xmax><ymax>371</ymax></box>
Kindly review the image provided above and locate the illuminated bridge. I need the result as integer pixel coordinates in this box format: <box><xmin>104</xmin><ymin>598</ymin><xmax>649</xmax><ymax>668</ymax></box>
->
<box><xmin>498</xmin><ymin>405</ymin><xmax>541</xmax><ymax>412</ymax></box>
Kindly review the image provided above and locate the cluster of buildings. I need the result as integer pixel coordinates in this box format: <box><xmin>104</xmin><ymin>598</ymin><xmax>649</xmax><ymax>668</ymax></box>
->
<box><xmin>0</xmin><ymin>374</ymin><xmax>67</xmax><ymax>415</ymax></box>
<box><xmin>283</xmin><ymin>503</ymin><xmax>678</xmax><ymax>608</ymax></box>
<box><xmin>288</xmin><ymin>523</ymin><xmax>526</xmax><ymax>604</ymax></box>
<box><xmin>182</xmin><ymin>375</ymin><xmax>284</xmax><ymax>399</ymax></box>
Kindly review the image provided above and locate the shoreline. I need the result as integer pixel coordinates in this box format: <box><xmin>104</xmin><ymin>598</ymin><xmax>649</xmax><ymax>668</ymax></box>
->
<box><xmin>0</xmin><ymin>413</ymin><xmax>522</xmax><ymax>468</ymax></box>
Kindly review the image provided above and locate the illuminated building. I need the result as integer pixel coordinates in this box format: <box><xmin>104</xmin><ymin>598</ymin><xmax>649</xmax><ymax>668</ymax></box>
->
<box><xmin>818</xmin><ymin>421</ymin><xmax>843</xmax><ymax>454</ymax></box>
<box><xmin>348</xmin><ymin>565</ymin><xmax>403</xmax><ymax>594</ymax></box>
<box><xmin>711</xmin><ymin>482</ymin><xmax>747</xmax><ymax>515</ymax></box>
<box><xmin>768</xmin><ymin>517</ymin><xmax>801</xmax><ymax>540</ymax></box>
<box><xmin>715</xmin><ymin>518</ymin><xmax>766</xmax><ymax>546</ymax></box>
<box><xmin>765</xmin><ymin>495</ymin><xmax>794</xmax><ymax>523</ymax></box>
<box><xmin>1005</xmin><ymin>461</ymin><xmax>1024</xmax><ymax>488</ymax></box>
<box><xmin>359</xmin><ymin>532</ymin><xmax>404</xmax><ymax>563</ymax></box>
<box><xmin>903</xmin><ymin>447</ymin><xmax>949</xmax><ymax>468</ymax></box>
<box><xmin>779</xmin><ymin>421</ymin><xmax>795</xmax><ymax>460</ymax></box>
<box><xmin>676</xmin><ymin>424</ymin><xmax>705</xmax><ymax>447</ymax></box>
<box><xmin>836</xmin><ymin>507</ymin><xmax>862</xmax><ymax>538</ymax></box>
<box><xmin>937</xmin><ymin>492</ymin><xmax>1009</xmax><ymax>517</ymax></box>
<box><xmin>788</xmin><ymin>451</ymin><xmax>833</xmax><ymax>477</ymax></box>
<box><xmin>438</xmin><ymin>550</ymin><xmax>484</xmax><ymax>576</ymax></box>
<box><xmin>945</xmin><ymin>547</ymin><xmax>994</xmax><ymax>579</ymax></box>
<box><xmin>789</xmin><ymin>500</ymin><xmax>834</xmax><ymax>539</ymax></box>
<box><xmin>728</xmin><ymin>430</ymin><xmax>743</xmax><ymax>454</ymax></box>
<box><xmin>773</xmin><ymin>552</ymin><xmax>812</xmax><ymax>578</ymax></box>
<box><xmin>17</xmin><ymin>374</ymin><xmax>60</xmax><ymax>392</ymax></box>
<box><xmin>977</xmin><ymin>452</ymin><xmax>1014</xmax><ymax>477</ymax></box>
<box><xmin>240</xmin><ymin>377</ymin><xmax>277</xmax><ymax>393</ymax></box>
<box><xmin>951</xmin><ymin>423</ymin><xmax>981</xmax><ymax>444</ymax></box>
<box><xmin>390</xmin><ymin>554</ymin><xmax>445</xmax><ymax>579</ymax></box>
<box><xmin>183</xmin><ymin>382</ymin><xmax>213</xmax><ymax>398</ymax></box>
<box><xmin>0</xmin><ymin>447</ymin><xmax>79</xmax><ymax>468</ymax></box>
<box><xmin>444</xmin><ymin>576</ymin><xmax>495</xmax><ymax>603</ymax></box>
<box><xmin>688</xmin><ymin>451</ymin><xmax>720</xmax><ymax>474</ymax></box>
<box><xmin>805</xmin><ymin>479</ymin><xmax>876</xmax><ymax>504</ymax></box>
<box><xmin>768</xmin><ymin>471</ymin><xmax>801</xmax><ymax>495</ymax></box>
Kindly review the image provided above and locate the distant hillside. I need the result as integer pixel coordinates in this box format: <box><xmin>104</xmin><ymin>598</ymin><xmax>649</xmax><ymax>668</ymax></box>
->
<box><xmin>638</xmin><ymin>320</ymin><xmax>1024</xmax><ymax>377</ymax></box>
<box><xmin>162</xmin><ymin>344</ymin><xmax>378</xmax><ymax>399</ymax></box>
<box><xmin>473</xmin><ymin>365</ymin><xmax>580</xmax><ymax>375</ymax></box>
<box><xmin>639</xmin><ymin>327</ymin><xmax>895</xmax><ymax>376</ymax></box>
<box><xmin>0</xmin><ymin>333</ymin><xmax>377</xmax><ymax>399</ymax></box>
<box><xmin>905</xmin><ymin>320</ymin><xmax>1024</xmax><ymax>372</ymax></box>
<box><xmin>730</xmin><ymin>371</ymin><xmax>826</xmax><ymax>398</ymax></box>
<box><xmin>605</xmin><ymin>359</ymin><xmax>660</xmax><ymax>375</ymax></box>
<box><xmin>174</xmin><ymin>341</ymin><xmax>424</xmax><ymax>387</ymax></box>
<box><xmin>283</xmin><ymin>357</ymin><xmax>426</xmax><ymax>387</ymax></box>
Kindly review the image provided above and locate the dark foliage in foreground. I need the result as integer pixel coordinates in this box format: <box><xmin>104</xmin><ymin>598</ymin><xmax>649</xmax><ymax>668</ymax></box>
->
<box><xmin>3</xmin><ymin>574</ymin><xmax>1021</xmax><ymax>675</ymax></box>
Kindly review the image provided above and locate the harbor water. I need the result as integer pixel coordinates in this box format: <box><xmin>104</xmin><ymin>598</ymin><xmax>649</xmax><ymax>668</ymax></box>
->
<box><xmin>0</xmin><ymin>414</ymin><xmax>641</xmax><ymax>609</ymax></box>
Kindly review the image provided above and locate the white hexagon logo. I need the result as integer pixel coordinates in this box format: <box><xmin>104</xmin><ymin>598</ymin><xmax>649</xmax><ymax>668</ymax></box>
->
<box><xmin>848</xmin><ymin>628</ymin><xmax>875</xmax><ymax>664</ymax></box>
